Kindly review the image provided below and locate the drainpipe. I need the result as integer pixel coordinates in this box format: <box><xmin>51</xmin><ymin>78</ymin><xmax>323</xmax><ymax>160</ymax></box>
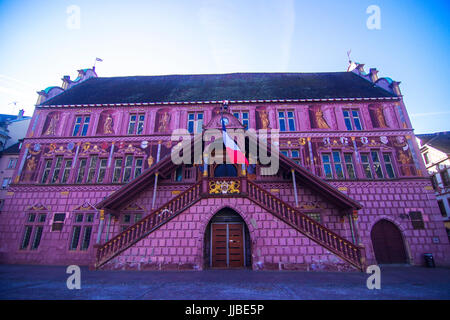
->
<box><xmin>348</xmin><ymin>213</ymin><xmax>356</xmax><ymax>244</ymax></box>
<box><xmin>96</xmin><ymin>209</ymin><xmax>105</xmax><ymax>244</ymax></box>
<box><xmin>72</xmin><ymin>142</ymin><xmax>81</xmax><ymax>169</ymax></box>
<box><xmin>151</xmin><ymin>141</ymin><xmax>162</xmax><ymax>209</ymax></box>
<box><xmin>307</xmin><ymin>137</ymin><xmax>315</xmax><ymax>174</ymax></box>
<box><xmin>291</xmin><ymin>169</ymin><xmax>299</xmax><ymax>207</ymax></box>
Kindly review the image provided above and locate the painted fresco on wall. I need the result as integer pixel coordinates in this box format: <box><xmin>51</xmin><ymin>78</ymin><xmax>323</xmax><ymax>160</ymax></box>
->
<box><xmin>255</xmin><ymin>106</ymin><xmax>270</xmax><ymax>130</ymax></box>
<box><xmin>155</xmin><ymin>109</ymin><xmax>171</xmax><ymax>133</ymax></box>
<box><xmin>368</xmin><ymin>104</ymin><xmax>389</xmax><ymax>128</ymax></box>
<box><xmin>309</xmin><ymin>106</ymin><xmax>331</xmax><ymax>129</ymax></box>
<box><xmin>97</xmin><ymin>111</ymin><xmax>116</xmax><ymax>135</ymax></box>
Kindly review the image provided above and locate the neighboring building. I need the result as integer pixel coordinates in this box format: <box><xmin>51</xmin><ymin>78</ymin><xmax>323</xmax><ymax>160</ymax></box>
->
<box><xmin>0</xmin><ymin>111</ymin><xmax>30</xmax><ymax>213</ymax></box>
<box><xmin>417</xmin><ymin>132</ymin><xmax>450</xmax><ymax>238</ymax></box>
<box><xmin>0</xmin><ymin>142</ymin><xmax>22</xmax><ymax>212</ymax></box>
<box><xmin>0</xmin><ymin>110</ymin><xmax>31</xmax><ymax>151</ymax></box>
<box><xmin>0</xmin><ymin>64</ymin><xmax>449</xmax><ymax>271</ymax></box>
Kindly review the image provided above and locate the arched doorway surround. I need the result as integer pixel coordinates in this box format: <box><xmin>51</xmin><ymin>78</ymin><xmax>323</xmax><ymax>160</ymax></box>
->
<box><xmin>203</xmin><ymin>207</ymin><xmax>251</xmax><ymax>269</ymax></box>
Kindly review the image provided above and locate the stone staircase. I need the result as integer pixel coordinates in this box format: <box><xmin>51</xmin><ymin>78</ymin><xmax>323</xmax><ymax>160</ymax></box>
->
<box><xmin>95</xmin><ymin>178</ymin><xmax>364</xmax><ymax>270</ymax></box>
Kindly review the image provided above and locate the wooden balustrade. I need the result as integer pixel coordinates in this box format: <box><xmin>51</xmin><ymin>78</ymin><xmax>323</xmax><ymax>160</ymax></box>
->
<box><xmin>95</xmin><ymin>182</ymin><xmax>201</xmax><ymax>268</ymax></box>
<box><xmin>247</xmin><ymin>180</ymin><xmax>362</xmax><ymax>269</ymax></box>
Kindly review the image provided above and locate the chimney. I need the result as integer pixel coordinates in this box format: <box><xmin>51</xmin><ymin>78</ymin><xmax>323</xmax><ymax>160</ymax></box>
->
<box><xmin>77</xmin><ymin>69</ymin><xmax>86</xmax><ymax>79</ymax></box>
<box><xmin>369</xmin><ymin>68</ymin><xmax>379</xmax><ymax>82</ymax></box>
<box><xmin>356</xmin><ymin>63</ymin><xmax>365</xmax><ymax>73</ymax></box>
<box><xmin>61</xmin><ymin>75</ymin><xmax>71</xmax><ymax>90</ymax></box>
<box><xmin>391</xmin><ymin>81</ymin><xmax>402</xmax><ymax>96</ymax></box>
<box><xmin>36</xmin><ymin>90</ymin><xmax>48</xmax><ymax>105</ymax></box>
<box><xmin>18</xmin><ymin>109</ymin><xmax>24</xmax><ymax>119</ymax></box>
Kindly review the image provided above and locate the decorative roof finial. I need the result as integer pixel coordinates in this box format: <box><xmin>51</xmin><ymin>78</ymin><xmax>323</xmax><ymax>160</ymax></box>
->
<box><xmin>347</xmin><ymin>50</ymin><xmax>357</xmax><ymax>72</ymax></box>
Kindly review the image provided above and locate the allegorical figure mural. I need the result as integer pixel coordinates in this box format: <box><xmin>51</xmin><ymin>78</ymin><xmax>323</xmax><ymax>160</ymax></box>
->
<box><xmin>43</xmin><ymin>113</ymin><xmax>59</xmax><ymax>136</ymax></box>
<box><xmin>103</xmin><ymin>114</ymin><xmax>114</xmax><ymax>134</ymax></box>
<box><xmin>257</xmin><ymin>109</ymin><xmax>270</xmax><ymax>129</ymax></box>
<box><xmin>315</xmin><ymin>109</ymin><xmax>330</xmax><ymax>129</ymax></box>
<box><xmin>156</xmin><ymin>110</ymin><xmax>171</xmax><ymax>132</ymax></box>
<box><xmin>375</xmin><ymin>107</ymin><xmax>388</xmax><ymax>128</ymax></box>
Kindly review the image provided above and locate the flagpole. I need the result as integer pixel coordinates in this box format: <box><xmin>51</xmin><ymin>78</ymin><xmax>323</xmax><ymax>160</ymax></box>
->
<box><xmin>221</xmin><ymin>100</ymin><xmax>226</xmax><ymax>164</ymax></box>
<box><xmin>93</xmin><ymin>57</ymin><xmax>103</xmax><ymax>70</ymax></box>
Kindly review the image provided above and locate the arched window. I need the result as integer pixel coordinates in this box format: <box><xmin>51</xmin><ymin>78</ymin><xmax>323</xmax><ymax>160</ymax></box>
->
<box><xmin>214</xmin><ymin>164</ymin><xmax>237</xmax><ymax>177</ymax></box>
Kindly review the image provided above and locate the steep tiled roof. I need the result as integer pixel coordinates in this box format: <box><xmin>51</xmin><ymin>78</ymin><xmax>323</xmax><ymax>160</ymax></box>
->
<box><xmin>0</xmin><ymin>142</ymin><xmax>21</xmax><ymax>155</ymax></box>
<box><xmin>40</xmin><ymin>72</ymin><xmax>397</xmax><ymax>106</ymax></box>
<box><xmin>0</xmin><ymin>114</ymin><xmax>31</xmax><ymax>124</ymax></box>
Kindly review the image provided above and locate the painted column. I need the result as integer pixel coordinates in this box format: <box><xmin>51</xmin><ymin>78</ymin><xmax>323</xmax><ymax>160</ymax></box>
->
<box><xmin>307</xmin><ymin>137</ymin><xmax>315</xmax><ymax>174</ymax></box>
<box><xmin>201</xmin><ymin>153</ymin><xmax>209</xmax><ymax>194</ymax></box>
<box><xmin>291</xmin><ymin>169</ymin><xmax>299</xmax><ymax>207</ymax></box>
<box><xmin>406</xmin><ymin>135</ymin><xmax>425</xmax><ymax>176</ymax></box>
<box><xmin>117</xmin><ymin>110</ymin><xmax>124</xmax><ymax>135</ymax></box>
<box><xmin>351</xmin><ymin>136</ymin><xmax>365</xmax><ymax>178</ymax></box>
<box><xmin>104</xmin><ymin>142</ymin><xmax>115</xmax><ymax>183</ymax></box>
<box><xmin>249</xmin><ymin>107</ymin><xmax>256</xmax><ymax>130</ymax></box>
<box><xmin>348</xmin><ymin>213</ymin><xmax>356</xmax><ymax>244</ymax></box>
<box><xmin>268</xmin><ymin>106</ymin><xmax>276</xmax><ymax>129</ymax></box>
<box><xmin>203</xmin><ymin>153</ymin><xmax>208</xmax><ymax>177</ymax></box>
<box><xmin>396</xmin><ymin>102</ymin><xmax>408</xmax><ymax>129</ymax></box>
<box><xmin>350</xmin><ymin>210</ymin><xmax>360</xmax><ymax>244</ymax></box>
<box><xmin>29</xmin><ymin>111</ymin><xmax>40</xmax><ymax>138</ymax></box>
<box><xmin>148</xmin><ymin>109</ymin><xmax>156</xmax><ymax>135</ymax></box>
<box><xmin>67</xmin><ymin>142</ymin><xmax>81</xmax><ymax>183</ymax></box>
<box><xmin>334</xmin><ymin>105</ymin><xmax>347</xmax><ymax>131</ymax></box>
<box><xmin>64</xmin><ymin>113</ymin><xmax>74</xmax><ymax>137</ymax></box>
<box><xmin>107</xmin><ymin>142</ymin><xmax>115</xmax><ymax>167</ymax></box>
<box><xmin>90</xmin><ymin>111</ymin><xmax>99</xmax><ymax>136</ymax></box>
<box><xmin>300</xmin><ymin>107</ymin><xmax>310</xmax><ymax>131</ymax></box>
<box><xmin>361</xmin><ymin>104</ymin><xmax>373</xmax><ymax>130</ymax></box>
<box><xmin>72</xmin><ymin>142</ymin><xmax>81</xmax><ymax>168</ymax></box>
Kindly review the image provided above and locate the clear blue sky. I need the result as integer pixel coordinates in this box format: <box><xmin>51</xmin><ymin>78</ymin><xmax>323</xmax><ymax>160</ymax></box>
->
<box><xmin>0</xmin><ymin>0</ymin><xmax>449</xmax><ymax>133</ymax></box>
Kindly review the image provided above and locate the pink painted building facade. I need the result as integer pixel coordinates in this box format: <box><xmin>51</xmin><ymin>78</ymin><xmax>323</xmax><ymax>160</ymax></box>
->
<box><xmin>0</xmin><ymin>66</ymin><xmax>449</xmax><ymax>271</ymax></box>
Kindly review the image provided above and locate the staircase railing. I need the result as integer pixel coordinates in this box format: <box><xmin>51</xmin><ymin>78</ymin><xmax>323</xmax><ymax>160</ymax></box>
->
<box><xmin>95</xmin><ymin>182</ymin><xmax>201</xmax><ymax>269</ymax></box>
<box><xmin>247</xmin><ymin>180</ymin><xmax>363</xmax><ymax>270</ymax></box>
<box><xmin>95</xmin><ymin>177</ymin><xmax>363</xmax><ymax>270</ymax></box>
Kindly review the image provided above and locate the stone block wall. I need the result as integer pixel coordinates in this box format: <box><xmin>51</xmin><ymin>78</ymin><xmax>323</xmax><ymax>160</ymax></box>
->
<box><xmin>101</xmin><ymin>197</ymin><xmax>356</xmax><ymax>272</ymax></box>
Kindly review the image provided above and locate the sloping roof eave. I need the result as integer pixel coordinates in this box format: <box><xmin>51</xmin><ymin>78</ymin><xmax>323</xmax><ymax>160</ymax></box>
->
<box><xmin>95</xmin><ymin>135</ymin><xmax>362</xmax><ymax>211</ymax></box>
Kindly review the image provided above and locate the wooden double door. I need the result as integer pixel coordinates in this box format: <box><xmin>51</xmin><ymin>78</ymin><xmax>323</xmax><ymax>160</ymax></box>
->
<box><xmin>211</xmin><ymin>223</ymin><xmax>245</xmax><ymax>268</ymax></box>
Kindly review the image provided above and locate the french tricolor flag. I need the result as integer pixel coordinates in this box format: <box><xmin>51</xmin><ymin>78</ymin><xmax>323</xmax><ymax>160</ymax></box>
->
<box><xmin>222</xmin><ymin>116</ymin><xmax>249</xmax><ymax>165</ymax></box>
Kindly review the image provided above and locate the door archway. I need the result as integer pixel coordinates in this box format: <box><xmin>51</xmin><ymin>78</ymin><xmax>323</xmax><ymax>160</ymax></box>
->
<box><xmin>371</xmin><ymin>219</ymin><xmax>408</xmax><ymax>264</ymax></box>
<box><xmin>203</xmin><ymin>208</ymin><xmax>251</xmax><ymax>269</ymax></box>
